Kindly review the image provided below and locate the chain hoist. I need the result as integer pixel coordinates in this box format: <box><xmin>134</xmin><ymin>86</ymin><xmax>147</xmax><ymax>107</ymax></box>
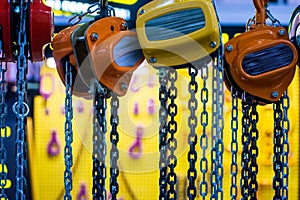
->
<box><xmin>224</xmin><ymin>0</ymin><xmax>297</xmax><ymax>199</ymax></box>
<box><xmin>0</xmin><ymin>41</ymin><xmax>8</xmax><ymax>199</ymax></box>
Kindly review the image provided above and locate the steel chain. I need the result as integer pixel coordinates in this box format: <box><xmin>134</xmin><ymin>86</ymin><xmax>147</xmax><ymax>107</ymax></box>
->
<box><xmin>200</xmin><ymin>63</ymin><xmax>209</xmax><ymax>199</ymax></box>
<box><xmin>110</xmin><ymin>93</ymin><xmax>120</xmax><ymax>200</ymax></box>
<box><xmin>273</xmin><ymin>100</ymin><xmax>283</xmax><ymax>200</ymax></box>
<box><xmin>167</xmin><ymin>68</ymin><xmax>178</xmax><ymax>200</ymax></box>
<box><xmin>249</xmin><ymin>101</ymin><xmax>259</xmax><ymax>200</ymax></box>
<box><xmin>281</xmin><ymin>91</ymin><xmax>289</xmax><ymax>200</ymax></box>
<box><xmin>93</xmin><ymin>84</ymin><xmax>108</xmax><ymax>199</ymax></box>
<box><xmin>230</xmin><ymin>86</ymin><xmax>239</xmax><ymax>200</ymax></box>
<box><xmin>158</xmin><ymin>68</ymin><xmax>168</xmax><ymax>200</ymax></box>
<box><xmin>13</xmin><ymin>1</ymin><xmax>30</xmax><ymax>199</ymax></box>
<box><xmin>0</xmin><ymin>44</ymin><xmax>8</xmax><ymax>199</ymax></box>
<box><xmin>187</xmin><ymin>65</ymin><xmax>198</xmax><ymax>199</ymax></box>
<box><xmin>240</xmin><ymin>93</ymin><xmax>251</xmax><ymax>200</ymax></box>
<box><xmin>64</xmin><ymin>60</ymin><xmax>74</xmax><ymax>200</ymax></box>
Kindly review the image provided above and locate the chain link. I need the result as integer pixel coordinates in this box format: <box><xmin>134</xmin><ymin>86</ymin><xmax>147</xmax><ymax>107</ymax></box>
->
<box><xmin>281</xmin><ymin>90</ymin><xmax>289</xmax><ymax>200</ymax></box>
<box><xmin>110</xmin><ymin>93</ymin><xmax>120</xmax><ymax>200</ymax></box>
<box><xmin>187</xmin><ymin>65</ymin><xmax>198</xmax><ymax>199</ymax></box>
<box><xmin>158</xmin><ymin>68</ymin><xmax>168</xmax><ymax>200</ymax></box>
<box><xmin>64</xmin><ymin>60</ymin><xmax>74</xmax><ymax>200</ymax></box>
<box><xmin>249</xmin><ymin>101</ymin><xmax>259</xmax><ymax>200</ymax></box>
<box><xmin>199</xmin><ymin>63</ymin><xmax>209</xmax><ymax>199</ymax></box>
<box><xmin>167</xmin><ymin>68</ymin><xmax>178</xmax><ymax>200</ymax></box>
<box><xmin>273</xmin><ymin>100</ymin><xmax>283</xmax><ymax>200</ymax></box>
<box><xmin>230</xmin><ymin>87</ymin><xmax>238</xmax><ymax>200</ymax></box>
<box><xmin>0</xmin><ymin>42</ymin><xmax>8</xmax><ymax>199</ymax></box>
<box><xmin>93</xmin><ymin>84</ymin><xmax>108</xmax><ymax>199</ymax></box>
<box><xmin>13</xmin><ymin>1</ymin><xmax>30</xmax><ymax>199</ymax></box>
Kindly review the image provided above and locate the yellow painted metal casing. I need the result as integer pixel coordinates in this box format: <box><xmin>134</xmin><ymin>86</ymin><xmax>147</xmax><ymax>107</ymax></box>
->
<box><xmin>136</xmin><ymin>0</ymin><xmax>220</xmax><ymax>68</ymax></box>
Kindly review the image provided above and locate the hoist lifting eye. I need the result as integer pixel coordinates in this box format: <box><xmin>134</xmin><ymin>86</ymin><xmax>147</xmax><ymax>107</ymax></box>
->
<box><xmin>52</xmin><ymin>17</ymin><xmax>144</xmax><ymax>97</ymax></box>
<box><xmin>223</xmin><ymin>0</ymin><xmax>298</xmax><ymax>104</ymax></box>
<box><xmin>0</xmin><ymin>0</ymin><xmax>53</xmax><ymax>62</ymax></box>
<box><xmin>288</xmin><ymin>5</ymin><xmax>300</xmax><ymax>65</ymax></box>
<box><xmin>136</xmin><ymin>0</ymin><xmax>220</xmax><ymax>68</ymax></box>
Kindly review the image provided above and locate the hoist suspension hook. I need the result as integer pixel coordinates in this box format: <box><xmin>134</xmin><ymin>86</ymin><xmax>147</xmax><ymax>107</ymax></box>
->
<box><xmin>253</xmin><ymin>0</ymin><xmax>268</xmax><ymax>25</ymax></box>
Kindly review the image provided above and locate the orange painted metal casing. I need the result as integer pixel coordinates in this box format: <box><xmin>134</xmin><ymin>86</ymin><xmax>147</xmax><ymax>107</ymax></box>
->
<box><xmin>224</xmin><ymin>0</ymin><xmax>298</xmax><ymax>103</ymax></box>
<box><xmin>0</xmin><ymin>1</ymin><xmax>12</xmax><ymax>61</ymax></box>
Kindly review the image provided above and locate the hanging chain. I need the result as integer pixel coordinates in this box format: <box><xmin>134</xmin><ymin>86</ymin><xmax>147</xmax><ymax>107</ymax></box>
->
<box><xmin>0</xmin><ymin>42</ymin><xmax>8</xmax><ymax>199</ymax></box>
<box><xmin>230</xmin><ymin>86</ymin><xmax>238</xmax><ymax>200</ymax></box>
<box><xmin>199</xmin><ymin>63</ymin><xmax>209</xmax><ymax>199</ymax></box>
<box><xmin>273</xmin><ymin>100</ymin><xmax>283</xmax><ymax>200</ymax></box>
<box><xmin>158</xmin><ymin>68</ymin><xmax>168</xmax><ymax>200</ymax></box>
<box><xmin>187</xmin><ymin>65</ymin><xmax>198</xmax><ymax>199</ymax></box>
<box><xmin>240</xmin><ymin>93</ymin><xmax>251</xmax><ymax>200</ymax></box>
<box><xmin>93</xmin><ymin>84</ymin><xmax>108</xmax><ymax>199</ymax></box>
<box><xmin>110</xmin><ymin>93</ymin><xmax>120</xmax><ymax>200</ymax></box>
<box><xmin>167</xmin><ymin>68</ymin><xmax>178</xmax><ymax>200</ymax></box>
<box><xmin>64</xmin><ymin>60</ymin><xmax>74</xmax><ymax>200</ymax></box>
<box><xmin>249</xmin><ymin>101</ymin><xmax>259</xmax><ymax>200</ymax></box>
<box><xmin>281</xmin><ymin>90</ymin><xmax>289</xmax><ymax>200</ymax></box>
<box><xmin>12</xmin><ymin>1</ymin><xmax>30</xmax><ymax>199</ymax></box>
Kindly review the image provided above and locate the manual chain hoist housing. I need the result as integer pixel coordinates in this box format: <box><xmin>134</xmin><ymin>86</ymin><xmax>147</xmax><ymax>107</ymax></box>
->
<box><xmin>288</xmin><ymin>5</ymin><xmax>300</xmax><ymax>64</ymax></box>
<box><xmin>53</xmin><ymin>17</ymin><xmax>144</xmax><ymax>97</ymax></box>
<box><xmin>224</xmin><ymin>0</ymin><xmax>298</xmax><ymax>103</ymax></box>
<box><xmin>136</xmin><ymin>0</ymin><xmax>220</xmax><ymax>68</ymax></box>
<box><xmin>0</xmin><ymin>0</ymin><xmax>53</xmax><ymax>62</ymax></box>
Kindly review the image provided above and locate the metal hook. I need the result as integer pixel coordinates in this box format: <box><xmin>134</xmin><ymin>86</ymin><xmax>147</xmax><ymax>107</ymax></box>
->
<box><xmin>253</xmin><ymin>0</ymin><xmax>268</xmax><ymax>24</ymax></box>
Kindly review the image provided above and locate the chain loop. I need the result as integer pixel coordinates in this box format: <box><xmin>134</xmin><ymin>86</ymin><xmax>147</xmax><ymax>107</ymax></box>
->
<box><xmin>110</xmin><ymin>93</ymin><xmax>120</xmax><ymax>200</ymax></box>
<box><xmin>93</xmin><ymin>84</ymin><xmax>108</xmax><ymax>199</ymax></box>
<box><xmin>158</xmin><ymin>68</ymin><xmax>168</xmax><ymax>200</ymax></box>
<box><xmin>187</xmin><ymin>65</ymin><xmax>198</xmax><ymax>199</ymax></box>
<box><xmin>64</xmin><ymin>60</ymin><xmax>74</xmax><ymax>200</ymax></box>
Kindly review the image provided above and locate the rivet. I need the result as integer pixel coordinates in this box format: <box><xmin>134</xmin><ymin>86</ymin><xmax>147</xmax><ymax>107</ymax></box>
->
<box><xmin>149</xmin><ymin>57</ymin><xmax>157</xmax><ymax>63</ymax></box>
<box><xmin>279</xmin><ymin>29</ymin><xmax>285</xmax><ymax>36</ymax></box>
<box><xmin>90</xmin><ymin>32</ymin><xmax>98</xmax><ymax>42</ymax></box>
<box><xmin>120</xmin><ymin>82</ymin><xmax>128</xmax><ymax>91</ymax></box>
<box><xmin>121</xmin><ymin>22</ymin><xmax>128</xmax><ymax>30</ymax></box>
<box><xmin>272</xmin><ymin>91</ymin><xmax>279</xmax><ymax>98</ymax></box>
<box><xmin>226</xmin><ymin>45</ymin><xmax>233</xmax><ymax>52</ymax></box>
<box><xmin>139</xmin><ymin>9</ymin><xmax>146</xmax><ymax>15</ymax></box>
<box><xmin>210</xmin><ymin>41</ymin><xmax>217</xmax><ymax>48</ymax></box>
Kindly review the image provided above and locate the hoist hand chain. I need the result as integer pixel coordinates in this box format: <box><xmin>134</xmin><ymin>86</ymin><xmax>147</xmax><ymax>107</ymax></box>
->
<box><xmin>281</xmin><ymin>91</ymin><xmax>289</xmax><ymax>200</ymax></box>
<box><xmin>167</xmin><ymin>68</ymin><xmax>178</xmax><ymax>200</ymax></box>
<box><xmin>249</xmin><ymin>101</ymin><xmax>259</xmax><ymax>200</ymax></box>
<box><xmin>64</xmin><ymin>60</ymin><xmax>74</xmax><ymax>200</ymax></box>
<box><xmin>158</xmin><ymin>68</ymin><xmax>168</xmax><ymax>200</ymax></box>
<box><xmin>273</xmin><ymin>100</ymin><xmax>284</xmax><ymax>200</ymax></box>
<box><xmin>0</xmin><ymin>43</ymin><xmax>8</xmax><ymax>199</ymax></box>
<box><xmin>93</xmin><ymin>84</ymin><xmax>108</xmax><ymax>199</ymax></box>
<box><xmin>110</xmin><ymin>93</ymin><xmax>120</xmax><ymax>200</ymax></box>
<box><xmin>240</xmin><ymin>93</ymin><xmax>251</xmax><ymax>200</ymax></box>
<box><xmin>230</xmin><ymin>86</ymin><xmax>239</xmax><ymax>200</ymax></box>
<box><xmin>187</xmin><ymin>65</ymin><xmax>198</xmax><ymax>199</ymax></box>
<box><xmin>200</xmin><ymin>63</ymin><xmax>209</xmax><ymax>198</ymax></box>
<box><xmin>13</xmin><ymin>1</ymin><xmax>30</xmax><ymax>199</ymax></box>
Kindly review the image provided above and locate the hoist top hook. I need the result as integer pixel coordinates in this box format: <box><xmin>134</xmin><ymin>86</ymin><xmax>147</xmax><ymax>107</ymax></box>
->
<box><xmin>253</xmin><ymin>0</ymin><xmax>268</xmax><ymax>25</ymax></box>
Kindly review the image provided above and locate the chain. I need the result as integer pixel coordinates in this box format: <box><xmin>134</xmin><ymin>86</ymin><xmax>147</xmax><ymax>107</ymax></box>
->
<box><xmin>230</xmin><ymin>86</ymin><xmax>238</xmax><ymax>200</ymax></box>
<box><xmin>64</xmin><ymin>60</ymin><xmax>74</xmax><ymax>200</ymax></box>
<box><xmin>12</xmin><ymin>1</ymin><xmax>30</xmax><ymax>199</ymax></box>
<box><xmin>110</xmin><ymin>93</ymin><xmax>120</xmax><ymax>200</ymax></box>
<box><xmin>273</xmin><ymin>100</ymin><xmax>283</xmax><ymax>200</ymax></box>
<box><xmin>199</xmin><ymin>63</ymin><xmax>209</xmax><ymax>199</ymax></box>
<box><xmin>167</xmin><ymin>68</ymin><xmax>178</xmax><ymax>200</ymax></box>
<box><xmin>92</xmin><ymin>84</ymin><xmax>108</xmax><ymax>199</ymax></box>
<box><xmin>240</xmin><ymin>93</ymin><xmax>251</xmax><ymax>200</ymax></box>
<box><xmin>158</xmin><ymin>68</ymin><xmax>168</xmax><ymax>200</ymax></box>
<box><xmin>249</xmin><ymin>101</ymin><xmax>259</xmax><ymax>200</ymax></box>
<box><xmin>0</xmin><ymin>42</ymin><xmax>8</xmax><ymax>199</ymax></box>
<box><xmin>187</xmin><ymin>65</ymin><xmax>198</xmax><ymax>199</ymax></box>
<box><xmin>281</xmin><ymin>91</ymin><xmax>289</xmax><ymax>200</ymax></box>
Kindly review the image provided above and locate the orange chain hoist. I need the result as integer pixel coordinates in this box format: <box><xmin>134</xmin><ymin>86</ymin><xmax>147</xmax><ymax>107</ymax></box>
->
<box><xmin>52</xmin><ymin>15</ymin><xmax>144</xmax><ymax>97</ymax></box>
<box><xmin>0</xmin><ymin>0</ymin><xmax>53</xmax><ymax>62</ymax></box>
<box><xmin>224</xmin><ymin>0</ymin><xmax>298</xmax><ymax>103</ymax></box>
<box><xmin>288</xmin><ymin>5</ymin><xmax>300</xmax><ymax>65</ymax></box>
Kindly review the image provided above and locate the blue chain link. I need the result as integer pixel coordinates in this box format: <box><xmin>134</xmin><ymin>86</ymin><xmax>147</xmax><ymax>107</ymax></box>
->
<box><xmin>200</xmin><ymin>64</ymin><xmax>209</xmax><ymax>199</ymax></box>
<box><xmin>0</xmin><ymin>44</ymin><xmax>8</xmax><ymax>199</ymax></box>
<box><xmin>64</xmin><ymin>60</ymin><xmax>74</xmax><ymax>200</ymax></box>
<box><xmin>230</xmin><ymin>87</ymin><xmax>239</xmax><ymax>200</ymax></box>
<box><xmin>281</xmin><ymin>90</ymin><xmax>290</xmax><ymax>200</ymax></box>
<box><xmin>13</xmin><ymin>1</ymin><xmax>30</xmax><ymax>199</ymax></box>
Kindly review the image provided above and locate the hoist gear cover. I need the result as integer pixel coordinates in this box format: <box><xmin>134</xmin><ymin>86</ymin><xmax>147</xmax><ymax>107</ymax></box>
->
<box><xmin>224</xmin><ymin>0</ymin><xmax>298</xmax><ymax>103</ymax></box>
<box><xmin>136</xmin><ymin>0</ymin><xmax>220</xmax><ymax>68</ymax></box>
<box><xmin>288</xmin><ymin>5</ymin><xmax>300</xmax><ymax>65</ymax></box>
